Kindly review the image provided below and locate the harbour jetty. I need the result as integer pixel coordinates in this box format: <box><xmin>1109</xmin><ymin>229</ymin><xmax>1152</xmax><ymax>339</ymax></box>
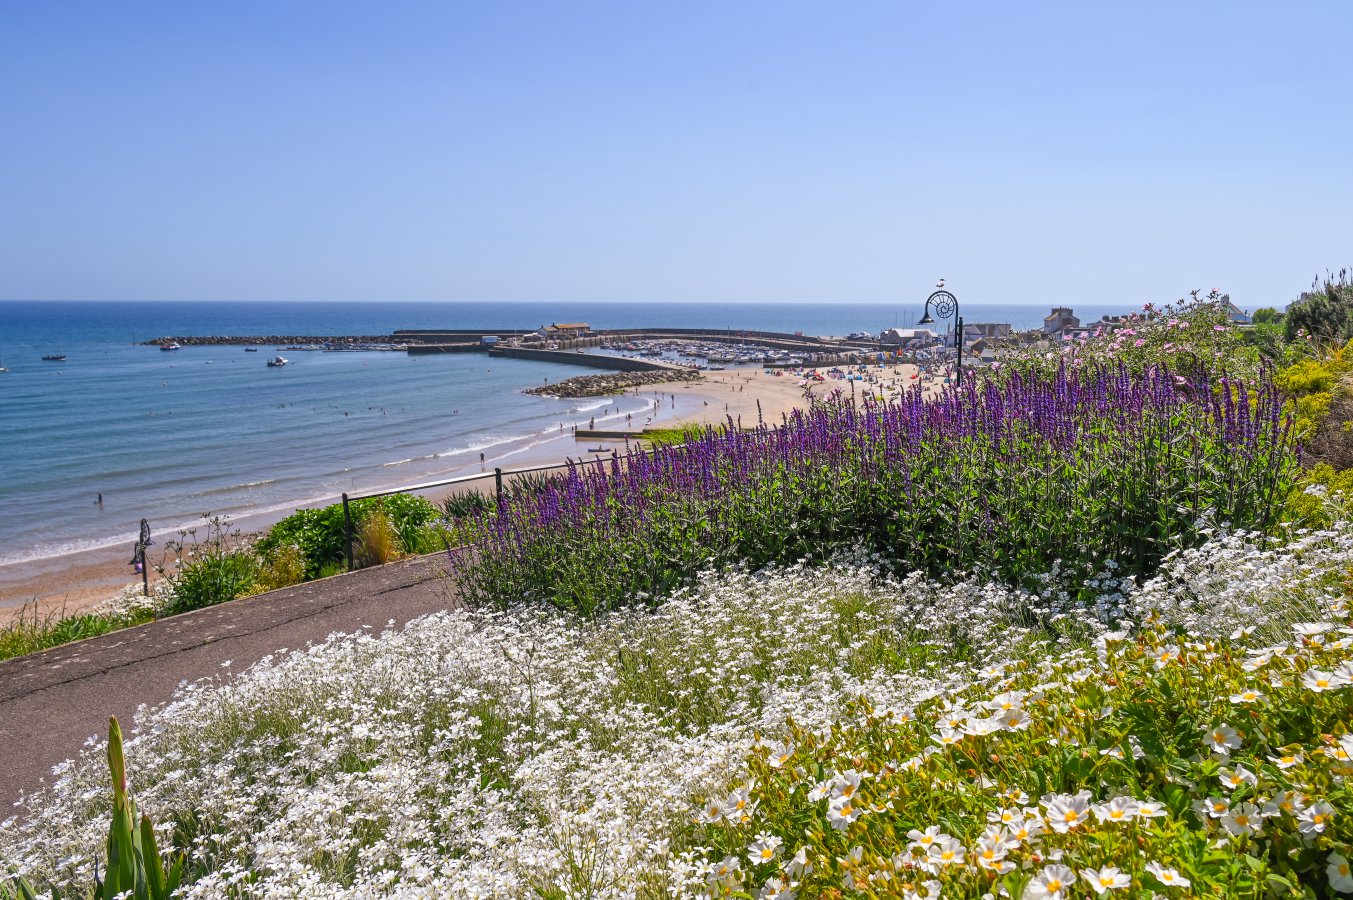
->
<box><xmin>144</xmin><ymin>335</ymin><xmax>405</xmax><ymax>349</ymax></box>
<box><xmin>142</xmin><ymin>327</ymin><xmax>868</xmax><ymax>367</ymax></box>
<box><xmin>525</xmin><ymin>369</ymin><xmax>701</xmax><ymax>398</ymax></box>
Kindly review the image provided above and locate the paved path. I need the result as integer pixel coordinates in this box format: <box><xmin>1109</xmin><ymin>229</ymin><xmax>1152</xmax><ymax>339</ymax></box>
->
<box><xmin>0</xmin><ymin>555</ymin><xmax>457</xmax><ymax>806</ymax></box>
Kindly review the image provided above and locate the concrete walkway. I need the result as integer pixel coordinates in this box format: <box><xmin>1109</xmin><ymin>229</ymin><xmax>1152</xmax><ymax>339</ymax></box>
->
<box><xmin>0</xmin><ymin>554</ymin><xmax>456</xmax><ymax>806</ymax></box>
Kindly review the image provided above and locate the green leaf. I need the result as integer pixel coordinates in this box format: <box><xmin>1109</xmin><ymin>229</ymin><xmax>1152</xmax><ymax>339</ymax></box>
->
<box><xmin>104</xmin><ymin>717</ymin><xmax>138</xmax><ymax>899</ymax></box>
<box><xmin>8</xmin><ymin>875</ymin><xmax>40</xmax><ymax>900</ymax></box>
<box><xmin>139</xmin><ymin>814</ymin><xmax>167</xmax><ymax>900</ymax></box>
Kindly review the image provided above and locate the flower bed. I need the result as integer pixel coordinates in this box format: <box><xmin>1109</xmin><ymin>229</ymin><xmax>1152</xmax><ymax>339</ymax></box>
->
<box><xmin>4</xmin><ymin>520</ymin><xmax>1352</xmax><ymax>898</ymax></box>
<box><xmin>452</xmin><ymin>364</ymin><xmax>1294</xmax><ymax>613</ymax></box>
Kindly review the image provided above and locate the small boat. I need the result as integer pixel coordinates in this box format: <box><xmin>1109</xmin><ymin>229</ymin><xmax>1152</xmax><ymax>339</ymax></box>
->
<box><xmin>244</xmin><ymin>347</ymin><xmax>259</xmax><ymax>352</ymax></box>
<box><xmin>587</xmin><ymin>446</ymin><xmax>612</xmax><ymax>453</ymax></box>
<box><xmin>42</xmin><ymin>354</ymin><xmax>66</xmax><ymax>361</ymax></box>
<box><xmin>266</xmin><ymin>356</ymin><xmax>288</xmax><ymax>367</ymax></box>
<box><xmin>159</xmin><ymin>342</ymin><xmax>181</xmax><ymax>351</ymax></box>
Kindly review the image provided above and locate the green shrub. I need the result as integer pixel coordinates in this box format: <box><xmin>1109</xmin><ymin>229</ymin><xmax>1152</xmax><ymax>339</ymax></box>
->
<box><xmin>250</xmin><ymin>542</ymin><xmax>307</xmax><ymax>594</ymax></box>
<box><xmin>1285</xmin><ymin>268</ymin><xmax>1353</xmax><ymax>344</ymax></box>
<box><xmin>375</xmin><ymin>493</ymin><xmax>439</xmax><ymax>553</ymax></box>
<box><xmin>315</xmin><ymin>560</ymin><xmax>345</xmax><ymax>579</ymax></box>
<box><xmin>255</xmin><ymin>505</ymin><xmax>350</xmax><ymax>579</ymax></box>
<box><xmin>163</xmin><ymin>550</ymin><xmax>259</xmax><ymax>616</ymax></box>
<box><xmin>1283</xmin><ymin>463</ymin><xmax>1353</xmax><ymax>530</ymax></box>
<box><xmin>1276</xmin><ymin>359</ymin><xmax>1337</xmax><ymax>395</ymax></box>
<box><xmin>257</xmin><ymin>493</ymin><xmax>440</xmax><ymax>578</ymax></box>
<box><xmin>442</xmin><ymin>490</ymin><xmax>490</xmax><ymax>519</ymax></box>
<box><xmin>357</xmin><ymin>509</ymin><xmax>400</xmax><ymax>568</ymax></box>
<box><xmin>405</xmin><ymin>522</ymin><xmax>465</xmax><ymax>555</ymax></box>
<box><xmin>154</xmin><ymin>515</ymin><xmax>259</xmax><ymax>615</ymax></box>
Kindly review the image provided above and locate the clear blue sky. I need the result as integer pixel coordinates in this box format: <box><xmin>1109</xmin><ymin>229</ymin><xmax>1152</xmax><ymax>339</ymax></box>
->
<box><xmin>2</xmin><ymin>1</ymin><xmax>1349</xmax><ymax>307</ymax></box>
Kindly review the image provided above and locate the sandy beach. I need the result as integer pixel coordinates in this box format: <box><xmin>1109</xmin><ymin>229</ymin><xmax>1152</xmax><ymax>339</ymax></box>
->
<box><xmin>3</xmin><ymin>364</ymin><xmax>904</xmax><ymax>623</ymax></box>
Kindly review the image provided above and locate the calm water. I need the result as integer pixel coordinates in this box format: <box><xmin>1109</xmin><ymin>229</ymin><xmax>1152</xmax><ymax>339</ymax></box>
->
<box><xmin>0</xmin><ymin>300</ymin><xmax>1131</xmax><ymax>564</ymax></box>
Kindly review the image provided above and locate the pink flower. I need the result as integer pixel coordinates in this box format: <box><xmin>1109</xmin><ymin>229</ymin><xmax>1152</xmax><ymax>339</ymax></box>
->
<box><xmin>1213</xmin><ymin>325</ymin><xmax>1227</xmax><ymax>332</ymax></box>
<box><xmin>1134</xmin><ymin>339</ymin><xmax>1146</xmax><ymax>347</ymax></box>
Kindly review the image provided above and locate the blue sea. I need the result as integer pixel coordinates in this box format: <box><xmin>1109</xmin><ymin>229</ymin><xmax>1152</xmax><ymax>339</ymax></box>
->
<box><xmin>0</xmin><ymin>300</ymin><xmax>1133</xmax><ymax>567</ymax></box>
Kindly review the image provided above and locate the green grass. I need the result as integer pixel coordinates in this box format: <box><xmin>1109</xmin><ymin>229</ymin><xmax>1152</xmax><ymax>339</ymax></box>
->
<box><xmin>0</xmin><ymin>602</ymin><xmax>156</xmax><ymax>661</ymax></box>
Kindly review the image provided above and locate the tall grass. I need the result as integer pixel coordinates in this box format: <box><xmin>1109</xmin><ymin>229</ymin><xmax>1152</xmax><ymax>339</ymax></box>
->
<box><xmin>450</xmin><ymin>364</ymin><xmax>1295</xmax><ymax>614</ymax></box>
<box><xmin>0</xmin><ymin>601</ymin><xmax>156</xmax><ymax>661</ymax></box>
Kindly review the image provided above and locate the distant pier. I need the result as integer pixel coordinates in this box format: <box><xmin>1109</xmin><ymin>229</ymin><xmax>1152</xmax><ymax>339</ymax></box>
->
<box><xmin>143</xmin><ymin>327</ymin><xmax>869</xmax><ymax>369</ymax></box>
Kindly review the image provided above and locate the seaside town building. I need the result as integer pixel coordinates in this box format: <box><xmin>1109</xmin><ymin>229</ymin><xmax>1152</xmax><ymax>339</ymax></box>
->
<box><xmin>1042</xmin><ymin>307</ymin><xmax>1080</xmax><ymax>337</ymax></box>
<box><xmin>963</xmin><ymin>322</ymin><xmax>1012</xmax><ymax>341</ymax></box>
<box><xmin>880</xmin><ymin>327</ymin><xmax>940</xmax><ymax>350</ymax></box>
<box><xmin>539</xmin><ymin>322</ymin><xmax>591</xmax><ymax>339</ymax></box>
<box><xmin>1222</xmin><ymin>297</ymin><xmax>1252</xmax><ymax>325</ymax></box>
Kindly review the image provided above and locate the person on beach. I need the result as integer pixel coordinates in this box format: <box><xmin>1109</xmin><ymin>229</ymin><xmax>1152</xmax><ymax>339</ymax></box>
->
<box><xmin>480</xmin><ymin>452</ymin><xmax>485</xmax><ymax>466</ymax></box>
<box><xmin>96</xmin><ymin>493</ymin><xmax>102</xmax><ymax>506</ymax></box>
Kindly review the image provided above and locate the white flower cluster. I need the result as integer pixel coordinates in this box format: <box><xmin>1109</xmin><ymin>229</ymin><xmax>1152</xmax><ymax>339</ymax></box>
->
<box><xmin>93</xmin><ymin>578</ymin><xmax>176</xmax><ymax>620</ymax></box>
<box><xmin>4</xmin><ymin>522</ymin><xmax>1350</xmax><ymax>898</ymax></box>
<box><xmin>1126</xmin><ymin>521</ymin><xmax>1353</xmax><ymax>640</ymax></box>
<box><xmin>679</xmin><ymin>606</ymin><xmax>1353</xmax><ymax>899</ymax></box>
<box><xmin>1</xmin><ymin>560</ymin><xmax>1030</xmax><ymax>898</ymax></box>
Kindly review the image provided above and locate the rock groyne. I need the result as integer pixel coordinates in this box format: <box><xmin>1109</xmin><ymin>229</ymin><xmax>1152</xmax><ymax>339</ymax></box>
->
<box><xmin>524</xmin><ymin>369</ymin><xmax>702</xmax><ymax>398</ymax></box>
<box><xmin>144</xmin><ymin>335</ymin><xmax>401</xmax><ymax>347</ymax></box>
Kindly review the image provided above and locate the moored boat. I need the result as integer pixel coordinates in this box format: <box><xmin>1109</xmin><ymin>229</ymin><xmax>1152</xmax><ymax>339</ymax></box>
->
<box><xmin>267</xmin><ymin>356</ymin><xmax>288</xmax><ymax>367</ymax></box>
<box><xmin>42</xmin><ymin>354</ymin><xmax>66</xmax><ymax>361</ymax></box>
<box><xmin>160</xmin><ymin>342</ymin><xmax>181</xmax><ymax>351</ymax></box>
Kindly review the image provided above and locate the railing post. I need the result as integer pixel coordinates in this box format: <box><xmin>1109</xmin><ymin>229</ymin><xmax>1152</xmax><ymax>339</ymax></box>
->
<box><xmin>342</xmin><ymin>493</ymin><xmax>354</xmax><ymax>572</ymax></box>
<box><xmin>138</xmin><ymin>518</ymin><xmax>151</xmax><ymax>596</ymax></box>
<box><xmin>494</xmin><ymin>467</ymin><xmax>504</xmax><ymax>505</ymax></box>
<box><xmin>955</xmin><ymin>314</ymin><xmax>964</xmax><ymax>387</ymax></box>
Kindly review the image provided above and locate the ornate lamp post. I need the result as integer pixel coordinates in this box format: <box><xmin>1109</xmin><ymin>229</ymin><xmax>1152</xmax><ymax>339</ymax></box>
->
<box><xmin>917</xmin><ymin>288</ymin><xmax>964</xmax><ymax>386</ymax></box>
<box><xmin>129</xmin><ymin>518</ymin><xmax>152</xmax><ymax>595</ymax></box>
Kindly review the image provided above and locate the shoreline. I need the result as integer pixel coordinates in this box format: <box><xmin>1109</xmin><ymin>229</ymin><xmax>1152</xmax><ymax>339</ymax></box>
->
<box><xmin>0</xmin><ymin>366</ymin><xmax>834</xmax><ymax>623</ymax></box>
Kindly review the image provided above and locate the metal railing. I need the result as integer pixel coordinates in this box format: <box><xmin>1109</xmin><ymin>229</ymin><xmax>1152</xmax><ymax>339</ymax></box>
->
<box><xmin>338</xmin><ymin>449</ymin><xmax>640</xmax><ymax>572</ymax></box>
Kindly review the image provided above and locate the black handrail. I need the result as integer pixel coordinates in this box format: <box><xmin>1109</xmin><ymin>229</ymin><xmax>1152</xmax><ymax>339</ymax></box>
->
<box><xmin>338</xmin><ymin>444</ymin><xmax>666</xmax><ymax>572</ymax></box>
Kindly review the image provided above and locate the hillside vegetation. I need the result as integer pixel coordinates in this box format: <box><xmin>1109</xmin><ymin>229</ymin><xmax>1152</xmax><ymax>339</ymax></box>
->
<box><xmin>7</xmin><ymin>283</ymin><xmax>1353</xmax><ymax>898</ymax></box>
